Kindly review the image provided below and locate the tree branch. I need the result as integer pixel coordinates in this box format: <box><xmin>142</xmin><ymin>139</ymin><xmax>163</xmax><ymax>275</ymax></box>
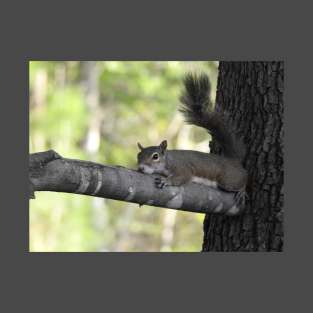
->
<box><xmin>29</xmin><ymin>150</ymin><xmax>242</xmax><ymax>215</ymax></box>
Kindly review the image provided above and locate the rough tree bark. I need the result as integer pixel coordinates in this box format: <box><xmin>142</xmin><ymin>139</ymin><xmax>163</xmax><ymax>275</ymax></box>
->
<box><xmin>202</xmin><ymin>61</ymin><xmax>284</xmax><ymax>252</ymax></box>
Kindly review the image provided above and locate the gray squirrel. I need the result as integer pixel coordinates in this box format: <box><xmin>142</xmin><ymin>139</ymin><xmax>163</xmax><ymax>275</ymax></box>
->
<box><xmin>137</xmin><ymin>73</ymin><xmax>248</xmax><ymax>209</ymax></box>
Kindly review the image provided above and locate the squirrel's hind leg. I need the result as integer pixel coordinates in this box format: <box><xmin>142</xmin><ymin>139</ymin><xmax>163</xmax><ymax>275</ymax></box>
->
<box><xmin>234</xmin><ymin>190</ymin><xmax>248</xmax><ymax>208</ymax></box>
<box><xmin>217</xmin><ymin>183</ymin><xmax>248</xmax><ymax>213</ymax></box>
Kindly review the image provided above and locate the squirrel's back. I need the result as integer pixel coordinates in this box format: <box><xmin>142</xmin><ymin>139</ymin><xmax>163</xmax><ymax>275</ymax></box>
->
<box><xmin>165</xmin><ymin>149</ymin><xmax>246</xmax><ymax>191</ymax></box>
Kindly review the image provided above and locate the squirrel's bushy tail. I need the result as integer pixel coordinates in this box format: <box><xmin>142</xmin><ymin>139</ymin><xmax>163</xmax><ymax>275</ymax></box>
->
<box><xmin>179</xmin><ymin>73</ymin><xmax>245</xmax><ymax>161</ymax></box>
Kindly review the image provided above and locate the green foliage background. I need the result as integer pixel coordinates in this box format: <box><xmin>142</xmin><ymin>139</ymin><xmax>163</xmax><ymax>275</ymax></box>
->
<box><xmin>29</xmin><ymin>61</ymin><xmax>218</xmax><ymax>252</ymax></box>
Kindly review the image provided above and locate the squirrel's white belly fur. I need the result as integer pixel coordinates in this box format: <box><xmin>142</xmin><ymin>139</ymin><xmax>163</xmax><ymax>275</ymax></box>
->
<box><xmin>191</xmin><ymin>176</ymin><xmax>217</xmax><ymax>187</ymax></box>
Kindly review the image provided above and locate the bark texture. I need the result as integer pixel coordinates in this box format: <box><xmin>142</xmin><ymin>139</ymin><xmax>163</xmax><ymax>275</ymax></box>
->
<box><xmin>202</xmin><ymin>61</ymin><xmax>284</xmax><ymax>252</ymax></box>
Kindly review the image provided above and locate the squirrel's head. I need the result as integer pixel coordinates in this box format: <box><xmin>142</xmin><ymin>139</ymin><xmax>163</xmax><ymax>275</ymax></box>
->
<box><xmin>137</xmin><ymin>140</ymin><xmax>168</xmax><ymax>174</ymax></box>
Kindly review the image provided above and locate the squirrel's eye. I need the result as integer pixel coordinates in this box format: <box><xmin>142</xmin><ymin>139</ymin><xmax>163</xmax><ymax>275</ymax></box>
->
<box><xmin>152</xmin><ymin>153</ymin><xmax>159</xmax><ymax>160</ymax></box>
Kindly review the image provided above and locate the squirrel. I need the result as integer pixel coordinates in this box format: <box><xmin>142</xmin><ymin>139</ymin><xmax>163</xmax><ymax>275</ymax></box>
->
<box><xmin>137</xmin><ymin>73</ymin><xmax>248</xmax><ymax>207</ymax></box>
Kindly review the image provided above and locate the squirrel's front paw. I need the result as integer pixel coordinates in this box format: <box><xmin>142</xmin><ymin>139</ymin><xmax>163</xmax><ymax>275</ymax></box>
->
<box><xmin>154</xmin><ymin>177</ymin><xmax>168</xmax><ymax>189</ymax></box>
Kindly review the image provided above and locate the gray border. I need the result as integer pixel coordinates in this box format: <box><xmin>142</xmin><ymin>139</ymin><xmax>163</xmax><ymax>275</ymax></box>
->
<box><xmin>1</xmin><ymin>1</ymin><xmax>310</xmax><ymax>312</ymax></box>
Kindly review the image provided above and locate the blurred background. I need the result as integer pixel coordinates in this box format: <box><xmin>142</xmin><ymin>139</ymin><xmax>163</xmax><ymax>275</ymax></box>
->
<box><xmin>29</xmin><ymin>61</ymin><xmax>218</xmax><ymax>252</ymax></box>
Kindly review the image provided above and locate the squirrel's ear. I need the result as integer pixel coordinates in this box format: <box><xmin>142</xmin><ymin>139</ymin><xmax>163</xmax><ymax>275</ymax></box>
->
<box><xmin>137</xmin><ymin>142</ymin><xmax>144</xmax><ymax>151</ymax></box>
<box><xmin>160</xmin><ymin>140</ymin><xmax>167</xmax><ymax>152</ymax></box>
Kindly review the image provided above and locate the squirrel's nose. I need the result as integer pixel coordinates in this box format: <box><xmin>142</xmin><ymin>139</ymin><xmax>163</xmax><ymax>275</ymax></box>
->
<box><xmin>138</xmin><ymin>165</ymin><xmax>144</xmax><ymax>172</ymax></box>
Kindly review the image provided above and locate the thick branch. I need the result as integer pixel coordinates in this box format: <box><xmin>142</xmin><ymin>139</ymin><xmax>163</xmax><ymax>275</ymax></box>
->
<box><xmin>29</xmin><ymin>150</ymin><xmax>242</xmax><ymax>215</ymax></box>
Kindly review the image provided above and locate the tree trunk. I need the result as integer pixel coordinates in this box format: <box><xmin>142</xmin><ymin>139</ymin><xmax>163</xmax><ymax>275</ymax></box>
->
<box><xmin>202</xmin><ymin>61</ymin><xmax>284</xmax><ymax>252</ymax></box>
